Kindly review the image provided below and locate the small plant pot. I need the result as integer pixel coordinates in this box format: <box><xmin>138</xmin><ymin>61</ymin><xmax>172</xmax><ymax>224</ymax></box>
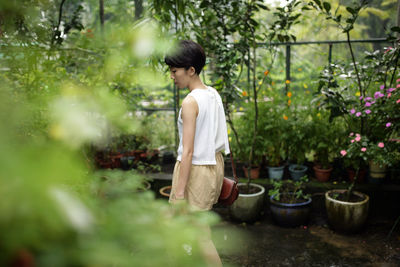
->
<box><xmin>369</xmin><ymin>161</ymin><xmax>387</xmax><ymax>183</ymax></box>
<box><xmin>289</xmin><ymin>164</ymin><xmax>308</xmax><ymax>181</ymax></box>
<box><xmin>120</xmin><ymin>156</ymin><xmax>135</xmax><ymax>170</ymax></box>
<box><xmin>159</xmin><ymin>185</ymin><xmax>172</xmax><ymax>198</ymax></box>
<box><xmin>313</xmin><ymin>165</ymin><xmax>333</xmax><ymax>182</ymax></box>
<box><xmin>347</xmin><ymin>168</ymin><xmax>366</xmax><ymax>183</ymax></box>
<box><xmin>268</xmin><ymin>165</ymin><xmax>285</xmax><ymax>180</ymax></box>
<box><xmin>135</xmin><ymin>180</ymin><xmax>152</xmax><ymax>193</ymax></box>
<box><xmin>269</xmin><ymin>193</ymin><xmax>312</xmax><ymax>227</ymax></box>
<box><xmin>243</xmin><ymin>166</ymin><xmax>261</xmax><ymax>179</ymax></box>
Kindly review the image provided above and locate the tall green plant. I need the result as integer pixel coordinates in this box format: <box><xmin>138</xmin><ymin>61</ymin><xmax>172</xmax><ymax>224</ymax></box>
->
<box><xmin>0</xmin><ymin>3</ymin><xmax>235</xmax><ymax>265</ymax></box>
<box><xmin>311</xmin><ymin>0</ymin><xmax>399</xmax><ymax>200</ymax></box>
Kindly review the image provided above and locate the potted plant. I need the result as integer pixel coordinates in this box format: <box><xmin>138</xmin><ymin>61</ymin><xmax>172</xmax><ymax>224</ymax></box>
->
<box><xmin>362</xmin><ymin>138</ymin><xmax>398</xmax><ymax>183</ymax></box>
<box><xmin>229</xmin><ymin>103</ymin><xmax>266</xmax><ymax>222</ymax></box>
<box><xmin>287</xmin><ymin>110</ymin><xmax>311</xmax><ymax>180</ymax></box>
<box><xmin>311</xmin><ymin>0</ymin><xmax>400</xmax><ymax>233</ymax></box>
<box><xmin>308</xmin><ymin>109</ymin><xmax>338</xmax><ymax>182</ymax></box>
<box><xmin>259</xmin><ymin>103</ymin><xmax>289</xmax><ymax>180</ymax></box>
<box><xmin>230</xmin><ymin>107</ymin><xmax>264</xmax><ymax>179</ymax></box>
<box><xmin>268</xmin><ymin>176</ymin><xmax>312</xmax><ymax>227</ymax></box>
<box><xmin>340</xmin><ymin>133</ymin><xmax>368</xmax><ymax>183</ymax></box>
<box><xmin>227</xmin><ymin>0</ymin><xmax>302</xmax><ymax>222</ymax></box>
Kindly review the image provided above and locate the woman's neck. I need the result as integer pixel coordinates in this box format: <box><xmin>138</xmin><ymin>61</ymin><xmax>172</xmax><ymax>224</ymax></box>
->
<box><xmin>188</xmin><ymin>76</ymin><xmax>207</xmax><ymax>91</ymax></box>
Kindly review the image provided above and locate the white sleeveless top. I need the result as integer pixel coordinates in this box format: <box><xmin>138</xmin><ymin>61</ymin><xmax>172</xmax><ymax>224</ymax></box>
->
<box><xmin>177</xmin><ymin>86</ymin><xmax>230</xmax><ymax>165</ymax></box>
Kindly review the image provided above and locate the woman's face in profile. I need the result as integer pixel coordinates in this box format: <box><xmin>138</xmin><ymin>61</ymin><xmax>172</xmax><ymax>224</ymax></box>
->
<box><xmin>169</xmin><ymin>67</ymin><xmax>191</xmax><ymax>89</ymax></box>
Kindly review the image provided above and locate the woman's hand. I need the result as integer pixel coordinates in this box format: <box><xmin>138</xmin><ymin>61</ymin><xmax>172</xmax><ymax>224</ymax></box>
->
<box><xmin>174</xmin><ymin>191</ymin><xmax>185</xmax><ymax>200</ymax></box>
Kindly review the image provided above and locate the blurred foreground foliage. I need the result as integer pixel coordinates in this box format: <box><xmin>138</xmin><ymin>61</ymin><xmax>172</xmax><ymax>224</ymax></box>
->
<box><xmin>0</xmin><ymin>1</ymin><xmax>239</xmax><ymax>266</ymax></box>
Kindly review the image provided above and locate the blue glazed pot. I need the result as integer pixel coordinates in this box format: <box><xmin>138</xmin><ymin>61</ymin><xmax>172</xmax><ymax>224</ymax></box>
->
<box><xmin>269</xmin><ymin>193</ymin><xmax>312</xmax><ymax>227</ymax></box>
<box><xmin>288</xmin><ymin>164</ymin><xmax>308</xmax><ymax>181</ymax></box>
<box><xmin>267</xmin><ymin>165</ymin><xmax>285</xmax><ymax>180</ymax></box>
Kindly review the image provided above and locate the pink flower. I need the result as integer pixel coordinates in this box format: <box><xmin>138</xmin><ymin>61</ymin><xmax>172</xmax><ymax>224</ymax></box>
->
<box><xmin>365</xmin><ymin>102</ymin><xmax>371</xmax><ymax>107</ymax></box>
<box><xmin>380</xmin><ymin>85</ymin><xmax>385</xmax><ymax>90</ymax></box>
<box><xmin>397</xmin><ymin>84</ymin><xmax>400</xmax><ymax>88</ymax></box>
<box><xmin>397</xmin><ymin>78</ymin><xmax>400</xmax><ymax>83</ymax></box>
<box><xmin>388</xmin><ymin>93</ymin><xmax>392</xmax><ymax>98</ymax></box>
<box><xmin>350</xmin><ymin>108</ymin><xmax>356</xmax><ymax>114</ymax></box>
<box><xmin>351</xmin><ymin>139</ymin><xmax>355</xmax><ymax>143</ymax></box>
<box><xmin>356</xmin><ymin>133</ymin><xmax>361</xmax><ymax>137</ymax></box>
<box><xmin>386</xmin><ymin>122</ymin><xmax>392</xmax><ymax>127</ymax></box>
<box><xmin>356</xmin><ymin>112</ymin><xmax>362</xmax><ymax>117</ymax></box>
<box><xmin>340</xmin><ymin>150</ymin><xmax>347</xmax><ymax>156</ymax></box>
<box><xmin>378</xmin><ymin>142</ymin><xmax>384</xmax><ymax>148</ymax></box>
<box><xmin>365</xmin><ymin>109</ymin><xmax>371</xmax><ymax>114</ymax></box>
<box><xmin>349</xmin><ymin>132</ymin><xmax>354</xmax><ymax>136</ymax></box>
<box><xmin>387</xmin><ymin>88</ymin><xmax>395</xmax><ymax>93</ymax></box>
<box><xmin>359</xmin><ymin>96</ymin><xmax>363</xmax><ymax>100</ymax></box>
<box><xmin>365</xmin><ymin>97</ymin><xmax>372</xmax><ymax>101</ymax></box>
<box><xmin>355</xmin><ymin>136</ymin><xmax>361</xmax><ymax>142</ymax></box>
<box><xmin>361</xmin><ymin>147</ymin><xmax>367</xmax><ymax>152</ymax></box>
<box><xmin>374</xmin><ymin>91</ymin><xmax>384</xmax><ymax>98</ymax></box>
<box><xmin>397</xmin><ymin>99</ymin><xmax>400</xmax><ymax>104</ymax></box>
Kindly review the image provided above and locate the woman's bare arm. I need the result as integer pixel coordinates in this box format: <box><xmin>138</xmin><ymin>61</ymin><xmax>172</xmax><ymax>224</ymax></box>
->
<box><xmin>174</xmin><ymin>96</ymin><xmax>198</xmax><ymax>200</ymax></box>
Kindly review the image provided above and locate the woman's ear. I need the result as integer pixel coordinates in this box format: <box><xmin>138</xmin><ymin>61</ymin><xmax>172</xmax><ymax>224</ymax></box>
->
<box><xmin>188</xmin><ymin>66</ymin><xmax>196</xmax><ymax>76</ymax></box>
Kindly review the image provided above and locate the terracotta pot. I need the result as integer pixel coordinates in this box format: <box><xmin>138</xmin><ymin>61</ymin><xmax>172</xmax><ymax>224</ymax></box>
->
<box><xmin>243</xmin><ymin>166</ymin><xmax>261</xmax><ymax>179</ymax></box>
<box><xmin>313</xmin><ymin>165</ymin><xmax>333</xmax><ymax>182</ymax></box>
<box><xmin>347</xmin><ymin>168</ymin><xmax>366</xmax><ymax>183</ymax></box>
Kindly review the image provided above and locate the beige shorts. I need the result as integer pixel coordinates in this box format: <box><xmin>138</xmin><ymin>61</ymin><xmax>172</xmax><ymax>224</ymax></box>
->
<box><xmin>169</xmin><ymin>152</ymin><xmax>224</xmax><ymax>211</ymax></box>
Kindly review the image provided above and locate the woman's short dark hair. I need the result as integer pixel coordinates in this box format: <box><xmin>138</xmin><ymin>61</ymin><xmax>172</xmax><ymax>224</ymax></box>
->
<box><xmin>164</xmin><ymin>40</ymin><xmax>206</xmax><ymax>75</ymax></box>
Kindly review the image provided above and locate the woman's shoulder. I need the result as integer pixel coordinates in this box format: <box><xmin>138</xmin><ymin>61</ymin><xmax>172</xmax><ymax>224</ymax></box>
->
<box><xmin>182</xmin><ymin>95</ymin><xmax>197</xmax><ymax>105</ymax></box>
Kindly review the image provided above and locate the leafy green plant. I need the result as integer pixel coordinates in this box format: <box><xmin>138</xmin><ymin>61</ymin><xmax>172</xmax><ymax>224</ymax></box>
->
<box><xmin>259</xmin><ymin>102</ymin><xmax>290</xmax><ymax>167</ymax></box>
<box><xmin>341</xmin><ymin>134</ymin><xmax>399</xmax><ymax>169</ymax></box>
<box><xmin>0</xmin><ymin>3</ymin><xmax>233</xmax><ymax>265</ymax></box>
<box><xmin>230</xmin><ymin>104</ymin><xmax>264</xmax><ymax>167</ymax></box>
<box><xmin>311</xmin><ymin>0</ymin><xmax>400</xmax><ymax>202</ymax></box>
<box><xmin>268</xmin><ymin>176</ymin><xmax>311</xmax><ymax>204</ymax></box>
<box><xmin>286</xmin><ymin>109</ymin><xmax>311</xmax><ymax>165</ymax></box>
<box><xmin>307</xmin><ymin>109</ymin><xmax>343</xmax><ymax>169</ymax></box>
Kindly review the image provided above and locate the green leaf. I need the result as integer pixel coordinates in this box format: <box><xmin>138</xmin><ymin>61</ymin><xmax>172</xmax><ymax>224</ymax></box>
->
<box><xmin>256</xmin><ymin>3</ymin><xmax>269</xmax><ymax>10</ymax></box>
<box><xmin>313</xmin><ymin>0</ymin><xmax>322</xmax><ymax>9</ymax></box>
<box><xmin>199</xmin><ymin>1</ymin><xmax>209</xmax><ymax>9</ymax></box>
<box><xmin>391</xmin><ymin>26</ymin><xmax>400</xmax><ymax>33</ymax></box>
<box><xmin>323</xmin><ymin>2</ymin><xmax>331</xmax><ymax>13</ymax></box>
<box><xmin>346</xmin><ymin>7</ymin><xmax>355</xmax><ymax>15</ymax></box>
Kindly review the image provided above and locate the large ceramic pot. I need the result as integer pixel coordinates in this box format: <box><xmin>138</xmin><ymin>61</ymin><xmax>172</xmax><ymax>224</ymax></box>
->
<box><xmin>268</xmin><ymin>165</ymin><xmax>285</xmax><ymax>180</ymax></box>
<box><xmin>325</xmin><ymin>189</ymin><xmax>369</xmax><ymax>233</ymax></box>
<box><xmin>229</xmin><ymin>183</ymin><xmax>265</xmax><ymax>222</ymax></box>
<box><xmin>369</xmin><ymin>161</ymin><xmax>387</xmax><ymax>183</ymax></box>
<box><xmin>270</xmin><ymin>194</ymin><xmax>312</xmax><ymax>227</ymax></box>
<box><xmin>289</xmin><ymin>164</ymin><xmax>308</xmax><ymax>181</ymax></box>
<box><xmin>313</xmin><ymin>165</ymin><xmax>333</xmax><ymax>182</ymax></box>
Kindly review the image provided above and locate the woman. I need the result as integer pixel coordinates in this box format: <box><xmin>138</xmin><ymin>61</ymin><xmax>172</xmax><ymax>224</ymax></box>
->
<box><xmin>165</xmin><ymin>40</ymin><xmax>230</xmax><ymax>266</ymax></box>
